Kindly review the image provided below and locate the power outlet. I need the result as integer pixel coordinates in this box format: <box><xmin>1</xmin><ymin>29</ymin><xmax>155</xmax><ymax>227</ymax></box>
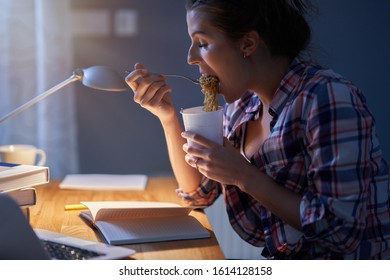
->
<box><xmin>114</xmin><ymin>9</ymin><xmax>138</xmax><ymax>37</ymax></box>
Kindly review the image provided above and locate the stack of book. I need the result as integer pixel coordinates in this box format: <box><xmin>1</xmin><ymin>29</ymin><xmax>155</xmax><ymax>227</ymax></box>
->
<box><xmin>0</xmin><ymin>162</ymin><xmax>50</xmax><ymax>221</ymax></box>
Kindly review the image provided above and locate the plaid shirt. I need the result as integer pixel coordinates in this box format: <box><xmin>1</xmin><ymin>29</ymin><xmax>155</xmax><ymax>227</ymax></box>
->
<box><xmin>178</xmin><ymin>58</ymin><xmax>390</xmax><ymax>259</ymax></box>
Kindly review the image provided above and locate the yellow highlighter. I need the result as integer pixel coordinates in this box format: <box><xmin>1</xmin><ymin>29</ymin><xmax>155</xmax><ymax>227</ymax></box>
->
<box><xmin>64</xmin><ymin>204</ymin><xmax>88</xmax><ymax>211</ymax></box>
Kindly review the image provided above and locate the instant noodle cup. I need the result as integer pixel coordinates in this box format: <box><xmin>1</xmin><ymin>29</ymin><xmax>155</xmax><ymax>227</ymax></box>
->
<box><xmin>181</xmin><ymin>106</ymin><xmax>223</xmax><ymax>148</ymax></box>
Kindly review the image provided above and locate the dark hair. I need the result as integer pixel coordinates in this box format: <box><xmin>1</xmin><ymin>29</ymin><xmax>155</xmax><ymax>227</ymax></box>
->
<box><xmin>186</xmin><ymin>0</ymin><xmax>312</xmax><ymax>60</ymax></box>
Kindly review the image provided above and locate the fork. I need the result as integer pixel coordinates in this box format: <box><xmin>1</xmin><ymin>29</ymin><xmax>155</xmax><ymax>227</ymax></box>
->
<box><xmin>160</xmin><ymin>74</ymin><xmax>200</xmax><ymax>84</ymax></box>
<box><xmin>125</xmin><ymin>71</ymin><xmax>200</xmax><ymax>84</ymax></box>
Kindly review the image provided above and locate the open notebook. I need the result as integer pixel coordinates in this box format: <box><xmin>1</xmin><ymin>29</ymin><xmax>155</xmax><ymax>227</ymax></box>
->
<box><xmin>0</xmin><ymin>194</ymin><xmax>135</xmax><ymax>260</ymax></box>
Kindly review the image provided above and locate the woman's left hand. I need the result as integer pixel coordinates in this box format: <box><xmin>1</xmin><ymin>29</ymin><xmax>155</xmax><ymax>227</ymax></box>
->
<box><xmin>182</xmin><ymin>131</ymin><xmax>252</xmax><ymax>187</ymax></box>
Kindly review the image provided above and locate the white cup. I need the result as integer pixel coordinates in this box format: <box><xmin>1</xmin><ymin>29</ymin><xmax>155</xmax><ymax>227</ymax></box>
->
<box><xmin>181</xmin><ymin>106</ymin><xmax>224</xmax><ymax>147</ymax></box>
<box><xmin>0</xmin><ymin>144</ymin><xmax>46</xmax><ymax>166</ymax></box>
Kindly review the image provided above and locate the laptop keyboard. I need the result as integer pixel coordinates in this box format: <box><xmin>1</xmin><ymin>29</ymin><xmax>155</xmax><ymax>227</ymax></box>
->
<box><xmin>41</xmin><ymin>239</ymin><xmax>103</xmax><ymax>260</ymax></box>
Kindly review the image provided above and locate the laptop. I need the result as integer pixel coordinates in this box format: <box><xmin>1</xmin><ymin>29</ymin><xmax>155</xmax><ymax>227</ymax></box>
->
<box><xmin>0</xmin><ymin>194</ymin><xmax>136</xmax><ymax>260</ymax></box>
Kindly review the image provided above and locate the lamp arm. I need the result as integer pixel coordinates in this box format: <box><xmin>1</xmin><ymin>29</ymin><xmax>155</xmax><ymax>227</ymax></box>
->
<box><xmin>0</xmin><ymin>72</ymin><xmax>81</xmax><ymax>124</ymax></box>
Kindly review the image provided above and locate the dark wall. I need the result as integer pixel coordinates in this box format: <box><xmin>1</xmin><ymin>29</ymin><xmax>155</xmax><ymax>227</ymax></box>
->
<box><xmin>72</xmin><ymin>0</ymin><xmax>203</xmax><ymax>175</ymax></box>
<box><xmin>71</xmin><ymin>0</ymin><xmax>390</xmax><ymax>176</ymax></box>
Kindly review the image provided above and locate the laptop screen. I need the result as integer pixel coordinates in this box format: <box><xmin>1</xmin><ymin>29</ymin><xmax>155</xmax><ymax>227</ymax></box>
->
<box><xmin>0</xmin><ymin>194</ymin><xmax>136</xmax><ymax>260</ymax></box>
<box><xmin>0</xmin><ymin>194</ymin><xmax>49</xmax><ymax>259</ymax></box>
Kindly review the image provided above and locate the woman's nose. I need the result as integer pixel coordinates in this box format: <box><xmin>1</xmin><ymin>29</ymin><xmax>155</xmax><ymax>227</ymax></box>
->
<box><xmin>187</xmin><ymin>45</ymin><xmax>200</xmax><ymax>65</ymax></box>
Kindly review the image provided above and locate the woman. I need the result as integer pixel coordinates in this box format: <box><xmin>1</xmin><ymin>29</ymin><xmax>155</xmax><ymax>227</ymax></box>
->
<box><xmin>126</xmin><ymin>0</ymin><xmax>390</xmax><ymax>259</ymax></box>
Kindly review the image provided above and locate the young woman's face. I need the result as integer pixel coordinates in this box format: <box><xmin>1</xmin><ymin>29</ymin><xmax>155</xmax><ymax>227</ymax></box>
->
<box><xmin>186</xmin><ymin>9</ymin><xmax>249</xmax><ymax>103</ymax></box>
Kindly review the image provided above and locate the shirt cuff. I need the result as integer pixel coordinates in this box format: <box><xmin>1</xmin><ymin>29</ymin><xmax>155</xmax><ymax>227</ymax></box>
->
<box><xmin>176</xmin><ymin>177</ymin><xmax>221</xmax><ymax>206</ymax></box>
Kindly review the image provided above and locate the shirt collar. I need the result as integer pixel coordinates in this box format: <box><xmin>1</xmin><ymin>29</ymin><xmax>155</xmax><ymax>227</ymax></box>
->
<box><xmin>243</xmin><ymin>91</ymin><xmax>261</xmax><ymax>119</ymax></box>
<box><xmin>227</xmin><ymin>57</ymin><xmax>306</xmax><ymax>131</ymax></box>
<box><xmin>269</xmin><ymin>57</ymin><xmax>306</xmax><ymax>117</ymax></box>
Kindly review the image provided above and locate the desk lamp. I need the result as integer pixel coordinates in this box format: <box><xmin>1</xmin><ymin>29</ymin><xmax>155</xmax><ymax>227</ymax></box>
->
<box><xmin>0</xmin><ymin>65</ymin><xmax>129</xmax><ymax>124</ymax></box>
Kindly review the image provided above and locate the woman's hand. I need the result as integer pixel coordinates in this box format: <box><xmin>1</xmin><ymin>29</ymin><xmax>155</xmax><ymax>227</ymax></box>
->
<box><xmin>125</xmin><ymin>63</ymin><xmax>175</xmax><ymax>122</ymax></box>
<box><xmin>182</xmin><ymin>132</ymin><xmax>253</xmax><ymax>187</ymax></box>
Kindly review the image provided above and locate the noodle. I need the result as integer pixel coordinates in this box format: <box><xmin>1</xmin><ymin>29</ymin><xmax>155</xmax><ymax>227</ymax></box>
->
<box><xmin>199</xmin><ymin>75</ymin><xmax>219</xmax><ymax>112</ymax></box>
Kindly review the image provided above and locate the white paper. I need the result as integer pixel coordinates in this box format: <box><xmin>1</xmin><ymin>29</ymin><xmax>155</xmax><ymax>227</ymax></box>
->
<box><xmin>59</xmin><ymin>174</ymin><xmax>147</xmax><ymax>191</ymax></box>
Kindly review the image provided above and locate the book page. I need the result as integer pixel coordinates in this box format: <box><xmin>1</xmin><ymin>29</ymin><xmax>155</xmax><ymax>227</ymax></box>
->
<box><xmin>81</xmin><ymin>201</ymin><xmax>192</xmax><ymax>221</ymax></box>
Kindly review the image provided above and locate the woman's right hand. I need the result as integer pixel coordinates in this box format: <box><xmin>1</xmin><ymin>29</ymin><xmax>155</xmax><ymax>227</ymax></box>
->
<box><xmin>125</xmin><ymin>63</ymin><xmax>175</xmax><ymax>122</ymax></box>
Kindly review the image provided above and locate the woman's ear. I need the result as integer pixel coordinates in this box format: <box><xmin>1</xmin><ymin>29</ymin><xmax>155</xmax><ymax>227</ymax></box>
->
<box><xmin>240</xmin><ymin>30</ymin><xmax>260</xmax><ymax>58</ymax></box>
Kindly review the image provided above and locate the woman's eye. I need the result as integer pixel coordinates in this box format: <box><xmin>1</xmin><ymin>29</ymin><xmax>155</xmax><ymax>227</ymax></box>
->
<box><xmin>198</xmin><ymin>43</ymin><xmax>207</xmax><ymax>48</ymax></box>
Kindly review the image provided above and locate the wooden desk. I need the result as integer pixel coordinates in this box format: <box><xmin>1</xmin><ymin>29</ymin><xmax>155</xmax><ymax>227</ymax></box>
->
<box><xmin>30</xmin><ymin>177</ymin><xmax>225</xmax><ymax>260</ymax></box>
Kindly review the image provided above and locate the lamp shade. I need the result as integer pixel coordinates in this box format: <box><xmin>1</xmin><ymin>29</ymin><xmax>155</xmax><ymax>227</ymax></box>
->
<box><xmin>80</xmin><ymin>65</ymin><xmax>129</xmax><ymax>92</ymax></box>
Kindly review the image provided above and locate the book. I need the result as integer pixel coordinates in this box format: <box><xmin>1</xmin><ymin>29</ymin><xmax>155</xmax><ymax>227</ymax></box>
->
<box><xmin>0</xmin><ymin>162</ymin><xmax>49</xmax><ymax>192</ymax></box>
<box><xmin>59</xmin><ymin>174</ymin><xmax>147</xmax><ymax>191</ymax></box>
<box><xmin>3</xmin><ymin>187</ymin><xmax>36</xmax><ymax>207</ymax></box>
<box><xmin>79</xmin><ymin>201</ymin><xmax>211</xmax><ymax>245</ymax></box>
<box><xmin>20</xmin><ymin>207</ymin><xmax>30</xmax><ymax>221</ymax></box>
<box><xmin>0</xmin><ymin>188</ymin><xmax>36</xmax><ymax>222</ymax></box>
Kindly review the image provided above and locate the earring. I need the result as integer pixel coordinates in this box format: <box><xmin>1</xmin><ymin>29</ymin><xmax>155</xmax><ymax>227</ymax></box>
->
<box><xmin>243</xmin><ymin>53</ymin><xmax>247</xmax><ymax>59</ymax></box>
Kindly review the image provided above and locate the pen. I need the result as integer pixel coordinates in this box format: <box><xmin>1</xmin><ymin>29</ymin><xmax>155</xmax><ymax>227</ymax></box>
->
<box><xmin>64</xmin><ymin>204</ymin><xmax>88</xmax><ymax>211</ymax></box>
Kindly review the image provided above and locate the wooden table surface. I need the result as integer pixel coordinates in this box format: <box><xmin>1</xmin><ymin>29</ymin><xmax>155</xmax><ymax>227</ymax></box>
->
<box><xmin>30</xmin><ymin>177</ymin><xmax>225</xmax><ymax>260</ymax></box>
